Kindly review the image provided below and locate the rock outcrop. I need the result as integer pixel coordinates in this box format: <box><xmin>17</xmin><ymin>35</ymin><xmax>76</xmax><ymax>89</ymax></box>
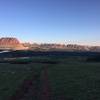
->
<box><xmin>0</xmin><ymin>37</ymin><xmax>28</xmax><ymax>50</ymax></box>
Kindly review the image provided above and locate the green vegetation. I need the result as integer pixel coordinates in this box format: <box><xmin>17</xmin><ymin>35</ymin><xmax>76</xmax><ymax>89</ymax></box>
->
<box><xmin>0</xmin><ymin>56</ymin><xmax>100</xmax><ymax>100</ymax></box>
<box><xmin>48</xmin><ymin>62</ymin><xmax>100</xmax><ymax>100</ymax></box>
<box><xmin>0</xmin><ymin>62</ymin><xmax>42</xmax><ymax>100</ymax></box>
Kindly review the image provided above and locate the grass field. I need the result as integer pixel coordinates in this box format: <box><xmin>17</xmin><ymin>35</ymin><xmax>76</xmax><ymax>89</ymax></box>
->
<box><xmin>0</xmin><ymin>55</ymin><xmax>100</xmax><ymax>100</ymax></box>
<box><xmin>48</xmin><ymin>62</ymin><xmax>100</xmax><ymax>100</ymax></box>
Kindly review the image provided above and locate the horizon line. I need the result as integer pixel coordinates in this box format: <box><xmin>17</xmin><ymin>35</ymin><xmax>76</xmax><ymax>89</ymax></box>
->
<box><xmin>0</xmin><ymin>36</ymin><xmax>100</xmax><ymax>46</ymax></box>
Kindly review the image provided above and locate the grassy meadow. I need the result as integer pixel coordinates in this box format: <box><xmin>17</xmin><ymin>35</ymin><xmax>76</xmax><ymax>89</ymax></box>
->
<box><xmin>0</xmin><ymin>54</ymin><xmax>100</xmax><ymax>100</ymax></box>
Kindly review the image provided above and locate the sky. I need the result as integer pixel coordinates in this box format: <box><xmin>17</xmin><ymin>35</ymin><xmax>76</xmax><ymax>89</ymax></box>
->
<box><xmin>0</xmin><ymin>0</ymin><xmax>100</xmax><ymax>45</ymax></box>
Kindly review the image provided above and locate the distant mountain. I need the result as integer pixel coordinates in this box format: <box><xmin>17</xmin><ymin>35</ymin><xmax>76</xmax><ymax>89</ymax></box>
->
<box><xmin>23</xmin><ymin>43</ymin><xmax>100</xmax><ymax>52</ymax></box>
<box><xmin>0</xmin><ymin>37</ymin><xmax>28</xmax><ymax>50</ymax></box>
<box><xmin>0</xmin><ymin>37</ymin><xmax>100</xmax><ymax>52</ymax></box>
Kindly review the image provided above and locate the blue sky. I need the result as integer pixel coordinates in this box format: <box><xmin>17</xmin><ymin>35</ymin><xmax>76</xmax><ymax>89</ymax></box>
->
<box><xmin>0</xmin><ymin>0</ymin><xmax>100</xmax><ymax>45</ymax></box>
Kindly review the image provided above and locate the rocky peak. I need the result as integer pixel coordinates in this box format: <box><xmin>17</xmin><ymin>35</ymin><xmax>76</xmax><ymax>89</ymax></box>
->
<box><xmin>0</xmin><ymin>37</ymin><xmax>20</xmax><ymax>45</ymax></box>
<box><xmin>0</xmin><ymin>37</ymin><xmax>28</xmax><ymax>50</ymax></box>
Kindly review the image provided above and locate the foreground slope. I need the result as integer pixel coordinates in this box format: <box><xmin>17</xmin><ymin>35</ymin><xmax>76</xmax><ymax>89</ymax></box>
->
<box><xmin>0</xmin><ymin>51</ymin><xmax>100</xmax><ymax>100</ymax></box>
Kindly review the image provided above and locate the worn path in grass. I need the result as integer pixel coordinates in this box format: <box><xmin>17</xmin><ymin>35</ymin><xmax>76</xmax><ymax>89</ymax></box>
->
<box><xmin>8</xmin><ymin>66</ymin><xmax>52</xmax><ymax>100</ymax></box>
<box><xmin>8</xmin><ymin>71</ymin><xmax>40</xmax><ymax>100</ymax></box>
<box><xmin>40</xmin><ymin>66</ymin><xmax>51</xmax><ymax>100</ymax></box>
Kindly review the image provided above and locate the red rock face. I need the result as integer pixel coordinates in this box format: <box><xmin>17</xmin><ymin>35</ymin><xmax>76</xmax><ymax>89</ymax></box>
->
<box><xmin>0</xmin><ymin>37</ymin><xmax>28</xmax><ymax>50</ymax></box>
<box><xmin>0</xmin><ymin>38</ymin><xmax>20</xmax><ymax>45</ymax></box>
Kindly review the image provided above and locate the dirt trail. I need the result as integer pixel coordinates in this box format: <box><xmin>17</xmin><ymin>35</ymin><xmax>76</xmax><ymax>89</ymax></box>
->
<box><xmin>8</xmin><ymin>72</ymin><xmax>40</xmax><ymax>100</ymax></box>
<box><xmin>8</xmin><ymin>67</ymin><xmax>51</xmax><ymax>100</ymax></box>
<box><xmin>40</xmin><ymin>66</ymin><xmax>51</xmax><ymax>100</ymax></box>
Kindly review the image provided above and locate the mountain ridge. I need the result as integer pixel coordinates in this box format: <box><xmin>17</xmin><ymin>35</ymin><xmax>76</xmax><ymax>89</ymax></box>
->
<box><xmin>0</xmin><ymin>37</ymin><xmax>100</xmax><ymax>52</ymax></box>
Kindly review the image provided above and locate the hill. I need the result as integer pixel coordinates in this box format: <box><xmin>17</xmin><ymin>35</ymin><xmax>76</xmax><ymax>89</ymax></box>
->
<box><xmin>0</xmin><ymin>37</ymin><xmax>28</xmax><ymax>50</ymax></box>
